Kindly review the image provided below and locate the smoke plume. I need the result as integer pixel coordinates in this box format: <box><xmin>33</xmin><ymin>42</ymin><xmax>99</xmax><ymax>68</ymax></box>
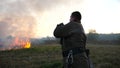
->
<box><xmin>0</xmin><ymin>0</ymin><xmax>83</xmax><ymax>50</ymax></box>
<box><xmin>0</xmin><ymin>0</ymin><xmax>83</xmax><ymax>38</ymax></box>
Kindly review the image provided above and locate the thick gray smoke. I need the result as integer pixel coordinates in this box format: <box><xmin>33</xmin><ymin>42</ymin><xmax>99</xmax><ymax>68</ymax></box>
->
<box><xmin>0</xmin><ymin>0</ymin><xmax>82</xmax><ymax>16</ymax></box>
<box><xmin>0</xmin><ymin>0</ymin><xmax>83</xmax><ymax>50</ymax></box>
<box><xmin>0</xmin><ymin>16</ymin><xmax>36</xmax><ymax>38</ymax></box>
<box><xmin>0</xmin><ymin>0</ymin><xmax>83</xmax><ymax>38</ymax></box>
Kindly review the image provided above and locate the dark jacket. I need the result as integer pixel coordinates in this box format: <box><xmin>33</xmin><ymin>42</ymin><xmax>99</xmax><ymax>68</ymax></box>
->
<box><xmin>54</xmin><ymin>22</ymin><xmax>89</xmax><ymax>68</ymax></box>
<box><xmin>54</xmin><ymin>22</ymin><xmax>86</xmax><ymax>51</ymax></box>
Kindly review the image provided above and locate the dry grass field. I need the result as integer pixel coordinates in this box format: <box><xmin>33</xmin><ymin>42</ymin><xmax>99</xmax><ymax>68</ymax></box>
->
<box><xmin>0</xmin><ymin>44</ymin><xmax>120</xmax><ymax>68</ymax></box>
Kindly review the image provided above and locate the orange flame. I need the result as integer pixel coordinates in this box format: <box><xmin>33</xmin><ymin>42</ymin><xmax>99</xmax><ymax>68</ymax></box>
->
<box><xmin>24</xmin><ymin>41</ymin><xmax>31</xmax><ymax>48</ymax></box>
<box><xmin>11</xmin><ymin>37</ymin><xmax>31</xmax><ymax>49</ymax></box>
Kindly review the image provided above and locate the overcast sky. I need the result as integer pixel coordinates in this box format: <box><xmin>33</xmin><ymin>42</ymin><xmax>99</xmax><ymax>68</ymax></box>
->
<box><xmin>0</xmin><ymin>0</ymin><xmax>120</xmax><ymax>38</ymax></box>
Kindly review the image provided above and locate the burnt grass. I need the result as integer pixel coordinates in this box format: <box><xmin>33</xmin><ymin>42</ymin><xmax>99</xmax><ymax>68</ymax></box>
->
<box><xmin>0</xmin><ymin>44</ymin><xmax>120</xmax><ymax>68</ymax></box>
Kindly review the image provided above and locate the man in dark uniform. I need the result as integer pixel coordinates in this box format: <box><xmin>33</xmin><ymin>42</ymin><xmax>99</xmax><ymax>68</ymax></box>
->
<box><xmin>54</xmin><ymin>11</ymin><xmax>89</xmax><ymax>68</ymax></box>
